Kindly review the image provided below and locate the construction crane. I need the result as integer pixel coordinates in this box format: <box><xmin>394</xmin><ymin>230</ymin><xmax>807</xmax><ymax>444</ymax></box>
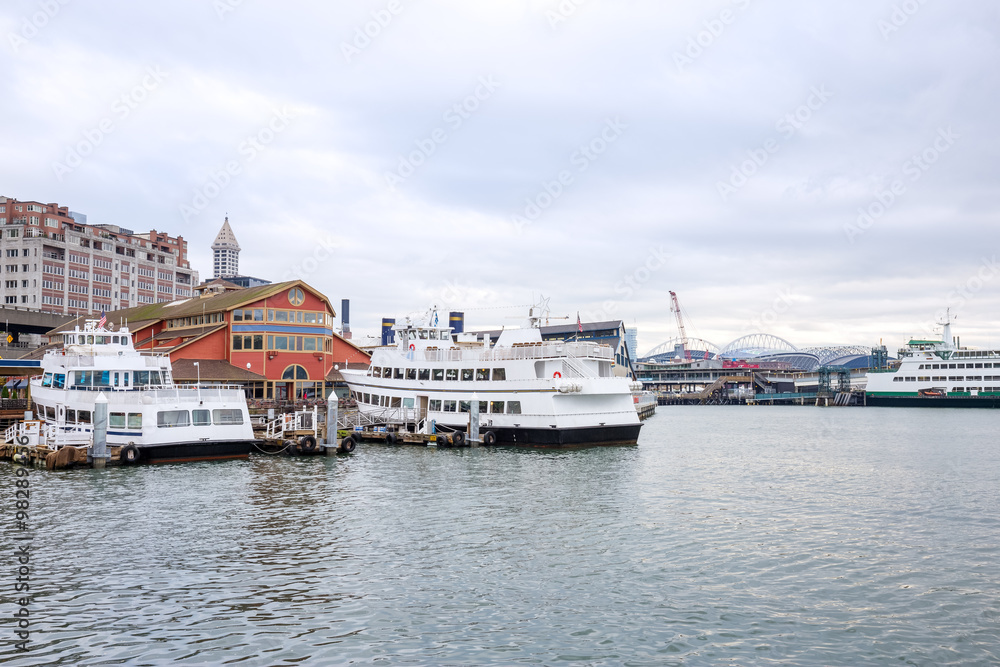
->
<box><xmin>669</xmin><ymin>291</ymin><xmax>691</xmax><ymax>360</ymax></box>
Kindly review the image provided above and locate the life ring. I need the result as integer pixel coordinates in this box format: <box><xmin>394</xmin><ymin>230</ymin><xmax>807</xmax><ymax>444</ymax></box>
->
<box><xmin>120</xmin><ymin>444</ymin><xmax>140</xmax><ymax>464</ymax></box>
<box><xmin>452</xmin><ymin>431</ymin><xmax>465</xmax><ymax>446</ymax></box>
<box><xmin>553</xmin><ymin>371</ymin><xmax>562</xmax><ymax>378</ymax></box>
<box><xmin>483</xmin><ymin>430</ymin><xmax>497</xmax><ymax>445</ymax></box>
<box><xmin>340</xmin><ymin>435</ymin><xmax>357</xmax><ymax>453</ymax></box>
<box><xmin>409</xmin><ymin>343</ymin><xmax>416</xmax><ymax>351</ymax></box>
<box><xmin>298</xmin><ymin>435</ymin><xmax>317</xmax><ymax>452</ymax></box>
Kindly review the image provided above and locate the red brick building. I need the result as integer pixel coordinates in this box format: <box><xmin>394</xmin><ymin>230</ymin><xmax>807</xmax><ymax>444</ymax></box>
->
<box><xmin>51</xmin><ymin>279</ymin><xmax>370</xmax><ymax>402</ymax></box>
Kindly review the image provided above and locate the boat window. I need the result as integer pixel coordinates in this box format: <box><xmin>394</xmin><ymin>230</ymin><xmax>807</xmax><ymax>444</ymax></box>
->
<box><xmin>476</xmin><ymin>369</ymin><xmax>489</xmax><ymax>381</ymax></box>
<box><xmin>491</xmin><ymin>401</ymin><xmax>504</xmax><ymax>414</ymax></box>
<box><xmin>87</xmin><ymin>335</ymin><xmax>94</xmax><ymax>344</ymax></box>
<box><xmin>506</xmin><ymin>401</ymin><xmax>521</xmax><ymax>414</ymax></box>
<box><xmin>418</xmin><ymin>330</ymin><xmax>428</xmax><ymax>339</ymax></box>
<box><xmin>77</xmin><ymin>335</ymin><xmax>85</xmax><ymax>344</ymax></box>
<box><xmin>406</xmin><ymin>369</ymin><xmax>417</xmax><ymax>380</ymax></box>
<box><xmin>363</xmin><ymin>393</ymin><xmax>370</xmax><ymax>404</ymax></box>
<box><xmin>149</xmin><ymin>371</ymin><xmax>162</xmax><ymax>385</ymax></box>
<box><xmin>459</xmin><ymin>401</ymin><xmax>470</xmax><ymax>413</ymax></box>
<box><xmin>492</xmin><ymin>369</ymin><xmax>506</xmax><ymax>381</ymax></box>
<box><xmin>113</xmin><ymin>373</ymin><xmax>120</xmax><ymax>387</ymax></box>
<box><xmin>213</xmin><ymin>409</ymin><xmax>243</xmax><ymax>425</ymax></box>
<box><xmin>381</xmin><ymin>367</ymin><xmax>391</xmax><ymax>378</ymax></box>
<box><xmin>429</xmin><ymin>399</ymin><xmax>442</xmax><ymax>411</ymax></box>
<box><xmin>127</xmin><ymin>413</ymin><xmax>142</xmax><ymax>429</ymax></box>
<box><xmin>390</xmin><ymin>397</ymin><xmax>401</xmax><ymax>408</ymax></box>
<box><xmin>93</xmin><ymin>371</ymin><xmax>111</xmax><ymax>387</ymax></box>
<box><xmin>393</xmin><ymin>368</ymin><xmax>404</xmax><ymax>379</ymax></box>
<box><xmin>134</xmin><ymin>371</ymin><xmax>148</xmax><ymax>386</ymax></box>
<box><xmin>443</xmin><ymin>400</ymin><xmax>457</xmax><ymax>412</ymax></box>
<box><xmin>192</xmin><ymin>409</ymin><xmax>211</xmax><ymax>426</ymax></box>
<box><xmin>461</xmin><ymin>369</ymin><xmax>474</xmax><ymax>381</ymax></box>
<box><xmin>403</xmin><ymin>397</ymin><xmax>414</xmax><ymax>408</ymax></box>
<box><xmin>110</xmin><ymin>412</ymin><xmax>126</xmax><ymax>428</ymax></box>
<box><xmin>158</xmin><ymin>410</ymin><xmax>190</xmax><ymax>428</ymax></box>
<box><xmin>73</xmin><ymin>370</ymin><xmax>92</xmax><ymax>387</ymax></box>
<box><xmin>429</xmin><ymin>330</ymin><xmax>438</xmax><ymax>340</ymax></box>
<box><xmin>78</xmin><ymin>410</ymin><xmax>91</xmax><ymax>424</ymax></box>
<box><xmin>53</xmin><ymin>374</ymin><xmax>65</xmax><ymax>389</ymax></box>
<box><xmin>66</xmin><ymin>408</ymin><xmax>76</xmax><ymax>422</ymax></box>
<box><xmin>445</xmin><ymin>369</ymin><xmax>458</xmax><ymax>381</ymax></box>
<box><xmin>372</xmin><ymin>367</ymin><xmax>381</xmax><ymax>378</ymax></box>
<box><xmin>41</xmin><ymin>373</ymin><xmax>52</xmax><ymax>387</ymax></box>
<box><xmin>45</xmin><ymin>405</ymin><xmax>55</xmax><ymax>420</ymax></box>
<box><xmin>432</xmin><ymin>369</ymin><xmax>444</xmax><ymax>381</ymax></box>
<box><xmin>418</xmin><ymin>369</ymin><xmax>430</xmax><ymax>381</ymax></box>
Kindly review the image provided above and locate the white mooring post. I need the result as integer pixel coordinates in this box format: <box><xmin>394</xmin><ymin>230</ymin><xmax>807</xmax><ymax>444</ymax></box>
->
<box><xmin>326</xmin><ymin>399</ymin><xmax>339</xmax><ymax>456</ymax></box>
<box><xmin>469</xmin><ymin>392</ymin><xmax>480</xmax><ymax>446</ymax></box>
<box><xmin>92</xmin><ymin>393</ymin><xmax>109</xmax><ymax>469</ymax></box>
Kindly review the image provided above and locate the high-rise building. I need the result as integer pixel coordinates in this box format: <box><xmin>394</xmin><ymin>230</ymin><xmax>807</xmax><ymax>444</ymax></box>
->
<box><xmin>211</xmin><ymin>217</ymin><xmax>240</xmax><ymax>278</ymax></box>
<box><xmin>625</xmin><ymin>327</ymin><xmax>639</xmax><ymax>361</ymax></box>
<box><xmin>0</xmin><ymin>196</ymin><xmax>198</xmax><ymax>317</ymax></box>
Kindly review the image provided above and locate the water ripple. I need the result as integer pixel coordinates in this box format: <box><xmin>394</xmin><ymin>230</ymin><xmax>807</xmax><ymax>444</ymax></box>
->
<box><xmin>1</xmin><ymin>407</ymin><xmax>999</xmax><ymax>665</ymax></box>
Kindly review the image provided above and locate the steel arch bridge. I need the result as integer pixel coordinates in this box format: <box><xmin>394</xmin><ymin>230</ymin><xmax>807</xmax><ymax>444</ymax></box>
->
<box><xmin>640</xmin><ymin>337</ymin><xmax>720</xmax><ymax>361</ymax></box>
<box><xmin>719</xmin><ymin>333</ymin><xmax>798</xmax><ymax>358</ymax></box>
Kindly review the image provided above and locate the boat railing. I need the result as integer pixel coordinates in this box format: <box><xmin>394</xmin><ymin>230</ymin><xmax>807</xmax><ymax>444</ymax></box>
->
<box><xmin>409</xmin><ymin>342</ymin><xmax>613</xmax><ymax>364</ymax></box>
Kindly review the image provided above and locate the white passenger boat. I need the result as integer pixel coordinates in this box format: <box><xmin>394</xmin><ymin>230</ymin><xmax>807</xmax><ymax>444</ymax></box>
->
<box><xmin>865</xmin><ymin>314</ymin><xmax>1000</xmax><ymax>407</ymax></box>
<box><xmin>22</xmin><ymin>319</ymin><xmax>256</xmax><ymax>463</ymax></box>
<box><xmin>341</xmin><ymin>306</ymin><xmax>643</xmax><ymax>446</ymax></box>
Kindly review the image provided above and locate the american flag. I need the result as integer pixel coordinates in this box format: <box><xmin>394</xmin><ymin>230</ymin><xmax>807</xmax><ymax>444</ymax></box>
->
<box><xmin>577</xmin><ymin>311</ymin><xmax>582</xmax><ymax>333</ymax></box>
<box><xmin>98</xmin><ymin>310</ymin><xmax>106</xmax><ymax>329</ymax></box>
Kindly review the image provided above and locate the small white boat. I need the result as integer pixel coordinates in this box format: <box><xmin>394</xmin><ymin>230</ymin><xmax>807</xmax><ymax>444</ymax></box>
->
<box><xmin>17</xmin><ymin>319</ymin><xmax>256</xmax><ymax>463</ymax></box>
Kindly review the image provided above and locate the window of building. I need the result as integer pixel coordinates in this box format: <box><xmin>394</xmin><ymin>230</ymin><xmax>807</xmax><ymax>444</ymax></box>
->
<box><xmin>288</xmin><ymin>287</ymin><xmax>304</xmax><ymax>306</ymax></box>
<box><xmin>281</xmin><ymin>365</ymin><xmax>308</xmax><ymax>380</ymax></box>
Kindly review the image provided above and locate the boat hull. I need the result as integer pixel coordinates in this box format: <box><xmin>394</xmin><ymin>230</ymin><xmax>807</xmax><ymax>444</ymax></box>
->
<box><xmin>131</xmin><ymin>439</ymin><xmax>257</xmax><ymax>464</ymax></box>
<box><xmin>866</xmin><ymin>394</ymin><xmax>1000</xmax><ymax>408</ymax></box>
<box><xmin>456</xmin><ymin>423</ymin><xmax>642</xmax><ymax>447</ymax></box>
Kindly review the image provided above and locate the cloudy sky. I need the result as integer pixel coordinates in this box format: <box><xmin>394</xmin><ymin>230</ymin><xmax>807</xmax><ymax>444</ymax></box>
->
<box><xmin>3</xmin><ymin>0</ymin><xmax>999</xmax><ymax>353</ymax></box>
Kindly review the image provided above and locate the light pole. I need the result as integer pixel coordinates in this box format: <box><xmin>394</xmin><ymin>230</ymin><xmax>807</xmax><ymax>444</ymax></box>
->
<box><xmin>246</xmin><ymin>362</ymin><xmax>252</xmax><ymax>400</ymax></box>
<box><xmin>193</xmin><ymin>361</ymin><xmax>201</xmax><ymax>404</ymax></box>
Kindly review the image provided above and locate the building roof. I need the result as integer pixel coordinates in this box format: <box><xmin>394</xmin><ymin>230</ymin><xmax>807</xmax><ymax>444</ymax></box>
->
<box><xmin>48</xmin><ymin>280</ymin><xmax>336</xmax><ymax>335</ymax></box>
<box><xmin>171</xmin><ymin>359</ymin><xmax>266</xmax><ymax>382</ymax></box>
<box><xmin>211</xmin><ymin>216</ymin><xmax>240</xmax><ymax>251</ymax></box>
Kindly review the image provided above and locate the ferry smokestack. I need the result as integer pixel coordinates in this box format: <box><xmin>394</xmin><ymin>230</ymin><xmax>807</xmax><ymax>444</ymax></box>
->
<box><xmin>341</xmin><ymin>299</ymin><xmax>351</xmax><ymax>339</ymax></box>
<box><xmin>381</xmin><ymin>318</ymin><xmax>395</xmax><ymax>346</ymax></box>
<box><xmin>449</xmin><ymin>311</ymin><xmax>464</xmax><ymax>334</ymax></box>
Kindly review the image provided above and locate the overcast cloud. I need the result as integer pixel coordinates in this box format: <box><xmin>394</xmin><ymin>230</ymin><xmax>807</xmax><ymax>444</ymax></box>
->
<box><xmin>3</xmin><ymin>0</ymin><xmax>999</xmax><ymax>353</ymax></box>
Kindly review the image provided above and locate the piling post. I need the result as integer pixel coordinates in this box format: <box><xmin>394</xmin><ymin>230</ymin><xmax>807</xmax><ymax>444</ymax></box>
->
<box><xmin>326</xmin><ymin>399</ymin><xmax>339</xmax><ymax>456</ymax></box>
<box><xmin>469</xmin><ymin>393</ymin><xmax>480</xmax><ymax>446</ymax></box>
<box><xmin>92</xmin><ymin>392</ymin><xmax>108</xmax><ymax>469</ymax></box>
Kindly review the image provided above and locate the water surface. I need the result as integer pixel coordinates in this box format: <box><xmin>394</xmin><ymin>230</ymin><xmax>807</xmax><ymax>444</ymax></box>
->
<box><xmin>2</xmin><ymin>406</ymin><xmax>999</xmax><ymax>665</ymax></box>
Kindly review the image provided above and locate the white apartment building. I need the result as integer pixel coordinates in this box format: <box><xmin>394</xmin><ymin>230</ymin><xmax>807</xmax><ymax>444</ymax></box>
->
<box><xmin>0</xmin><ymin>196</ymin><xmax>198</xmax><ymax>317</ymax></box>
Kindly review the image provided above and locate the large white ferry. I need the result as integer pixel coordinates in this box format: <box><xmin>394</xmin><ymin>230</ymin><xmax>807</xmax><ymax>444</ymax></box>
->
<box><xmin>865</xmin><ymin>315</ymin><xmax>1000</xmax><ymax>408</ymax></box>
<box><xmin>341</xmin><ymin>307</ymin><xmax>643</xmax><ymax>446</ymax></box>
<box><xmin>24</xmin><ymin>320</ymin><xmax>256</xmax><ymax>463</ymax></box>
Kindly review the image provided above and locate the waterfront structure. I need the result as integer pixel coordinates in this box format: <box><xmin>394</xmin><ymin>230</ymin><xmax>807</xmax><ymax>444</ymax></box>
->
<box><xmin>0</xmin><ymin>196</ymin><xmax>197</xmax><ymax>317</ymax></box>
<box><xmin>865</xmin><ymin>317</ymin><xmax>1000</xmax><ymax>407</ymax></box>
<box><xmin>341</xmin><ymin>306</ymin><xmax>643</xmax><ymax>446</ymax></box>
<box><xmin>49</xmin><ymin>280</ymin><xmax>370</xmax><ymax>402</ymax></box>
<box><xmin>624</xmin><ymin>327</ymin><xmax>638</xmax><ymax>362</ymax></box>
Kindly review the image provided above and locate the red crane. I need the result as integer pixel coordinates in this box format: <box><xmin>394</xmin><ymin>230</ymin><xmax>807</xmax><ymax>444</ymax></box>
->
<box><xmin>669</xmin><ymin>291</ymin><xmax>691</xmax><ymax>360</ymax></box>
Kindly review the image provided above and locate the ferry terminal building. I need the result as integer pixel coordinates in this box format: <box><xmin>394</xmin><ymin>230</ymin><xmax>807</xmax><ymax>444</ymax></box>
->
<box><xmin>49</xmin><ymin>279</ymin><xmax>370</xmax><ymax>402</ymax></box>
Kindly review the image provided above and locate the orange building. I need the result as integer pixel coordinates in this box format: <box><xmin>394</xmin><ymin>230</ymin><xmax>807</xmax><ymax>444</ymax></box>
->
<box><xmin>50</xmin><ymin>279</ymin><xmax>370</xmax><ymax>402</ymax></box>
